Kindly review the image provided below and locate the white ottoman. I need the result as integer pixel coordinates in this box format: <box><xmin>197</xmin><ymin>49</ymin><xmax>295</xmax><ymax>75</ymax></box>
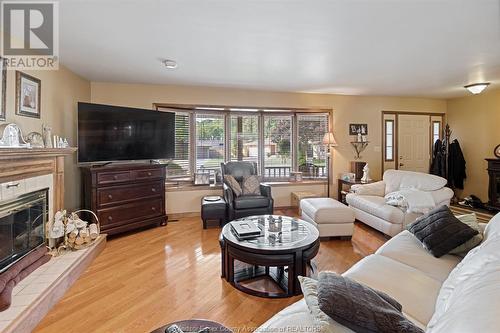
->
<box><xmin>300</xmin><ymin>198</ymin><xmax>355</xmax><ymax>237</ymax></box>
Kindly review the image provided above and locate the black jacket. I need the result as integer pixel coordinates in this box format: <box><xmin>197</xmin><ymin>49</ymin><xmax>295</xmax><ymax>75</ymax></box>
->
<box><xmin>448</xmin><ymin>139</ymin><xmax>466</xmax><ymax>189</ymax></box>
<box><xmin>430</xmin><ymin>139</ymin><xmax>446</xmax><ymax>178</ymax></box>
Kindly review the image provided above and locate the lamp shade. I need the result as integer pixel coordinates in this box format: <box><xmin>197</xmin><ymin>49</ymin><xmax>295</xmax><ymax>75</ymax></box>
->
<box><xmin>322</xmin><ymin>132</ymin><xmax>338</xmax><ymax>146</ymax></box>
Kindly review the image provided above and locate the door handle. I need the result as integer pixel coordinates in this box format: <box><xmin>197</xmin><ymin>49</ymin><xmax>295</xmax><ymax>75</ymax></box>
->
<box><xmin>6</xmin><ymin>183</ymin><xmax>20</xmax><ymax>188</ymax></box>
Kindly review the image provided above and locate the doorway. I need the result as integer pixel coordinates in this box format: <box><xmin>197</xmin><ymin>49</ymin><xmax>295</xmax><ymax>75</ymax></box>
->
<box><xmin>381</xmin><ymin>111</ymin><xmax>445</xmax><ymax>175</ymax></box>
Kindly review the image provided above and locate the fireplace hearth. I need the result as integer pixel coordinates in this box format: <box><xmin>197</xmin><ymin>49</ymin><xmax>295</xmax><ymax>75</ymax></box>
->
<box><xmin>0</xmin><ymin>189</ymin><xmax>48</xmax><ymax>273</ymax></box>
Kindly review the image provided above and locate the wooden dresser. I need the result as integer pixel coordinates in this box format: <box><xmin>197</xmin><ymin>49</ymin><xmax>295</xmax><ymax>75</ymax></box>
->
<box><xmin>81</xmin><ymin>163</ymin><xmax>167</xmax><ymax>235</ymax></box>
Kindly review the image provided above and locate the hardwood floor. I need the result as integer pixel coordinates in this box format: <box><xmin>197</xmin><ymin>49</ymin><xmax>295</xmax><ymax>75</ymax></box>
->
<box><xmin>34</xmin><ymin>209</ymin><xmax>369</xmax><ymax>333</ymax></box>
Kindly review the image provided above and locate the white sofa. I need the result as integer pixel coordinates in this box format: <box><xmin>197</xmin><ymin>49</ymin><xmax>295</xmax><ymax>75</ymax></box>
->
<box><xmin>346</xmin><ymin>170</ymin><xmax>454</xmax><ymax>236</ymax></box>
<box><xmin>256</xmin><ymin>212</ymin><xmax>500</xmax><ymax>333</ymax></box>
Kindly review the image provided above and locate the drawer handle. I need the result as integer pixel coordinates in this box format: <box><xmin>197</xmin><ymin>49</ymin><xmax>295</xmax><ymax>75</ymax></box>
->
<box><xmin>151</xmin><ymin>207</ymin><xmax>156</xmax><ymax>211</ymax></box>
<box><xmin>151</xmin><ymin>188</ymin><xmax>156</xmax><ymax>192</ymax></box>
<box><xmin>108</xmin><ymin>194</ymin><xmax>113</xmax><ymax>199</ymax></box>
<box><xmin>107</xmin><ymin>216</ymin><xmax>113</xmax><ymax>221</ymax></box>
<box><xmin>113</xmin><ymin>175</ymin><xmax>119</xmax><ymax>180</ymax></box>
<box><xmin>147</xmin><ymin>172</ymin><xmax>152</xmax><ymax>176</ymax></box>
<box><xmin>6</xmin><ymin>183</ymin><xmax>20</xmax><ymax>189</ymax></box>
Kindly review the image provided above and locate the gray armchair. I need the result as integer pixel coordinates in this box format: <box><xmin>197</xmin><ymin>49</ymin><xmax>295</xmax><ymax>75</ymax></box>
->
<box><xmin>221</xmin><ymin>161</ymin><xmax>274</xmax><ymax>221</ymax></box>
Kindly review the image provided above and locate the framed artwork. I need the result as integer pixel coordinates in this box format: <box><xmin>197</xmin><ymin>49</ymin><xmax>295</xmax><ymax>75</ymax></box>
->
<box><xmin>15</xmin><ymin>71</ymin><xmax>41</xmax><ymax>118</ymax></box>
<box><xmin>349</xmin><ymin>123</ymin><xmax>368</xmax><ymax>135</ymax></box>
<box><xmin>0</xmin><ymin>57</ymin><xmax>6</xmax><ymax>121</ymax></box>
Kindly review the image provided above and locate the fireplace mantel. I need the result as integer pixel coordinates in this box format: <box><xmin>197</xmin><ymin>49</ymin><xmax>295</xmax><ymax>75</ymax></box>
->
<box><xmin>0</xmin><ymin>147</ymin><xmax>77</xmax><ymax>213</ymax></box>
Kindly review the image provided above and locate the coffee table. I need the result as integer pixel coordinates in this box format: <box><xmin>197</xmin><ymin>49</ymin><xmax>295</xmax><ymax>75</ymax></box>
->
<box><xmin>220</xmin><ymin>215</ymin><xmax>320</xmax><ymax>298</ymax></box>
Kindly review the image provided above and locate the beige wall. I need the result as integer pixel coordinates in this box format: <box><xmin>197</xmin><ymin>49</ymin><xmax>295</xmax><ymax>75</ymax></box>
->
<box><xmin>2</xmin><ymin>66</ymin><xmax>91</xmax><ymax>209</ymax></box>
<box><xmin>447</xmin><ymin>88</ymin><xmax>500</xmax><ymax>202</ymax></box>
<box><xmin>91</xmin><ymin>82</ymin><xmax>446</xmax><ymax>199</ymax></box>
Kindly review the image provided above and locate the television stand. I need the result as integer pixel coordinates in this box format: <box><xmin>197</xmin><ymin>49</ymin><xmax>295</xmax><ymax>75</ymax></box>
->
<box><xmin>81</xmin><ymin>163</ymin><xmax>167</xmax><ymax>235</ymax></box>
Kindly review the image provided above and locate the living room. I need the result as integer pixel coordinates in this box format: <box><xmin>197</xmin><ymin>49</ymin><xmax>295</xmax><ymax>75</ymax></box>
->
<box><xmin>0</xmin><ymin>1</ymin><xmax>499</xmax><ymax>332</ymax></box>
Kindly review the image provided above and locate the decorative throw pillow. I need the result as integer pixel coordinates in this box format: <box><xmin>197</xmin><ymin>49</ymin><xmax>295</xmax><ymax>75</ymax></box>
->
<box><xmin>298</xmin><ymin>276</ymin><xmax>355</xmax><ymax>333</ymax></box>
<box><xmin>449</xmin><ymin>213</ymin><xmax>483</xmax><ymax>255</ymax></box>
<box><xmin>408</xmin><ymin>205</ymin><xmax>478</xmax><ymax>258</ymax></box>
<box><xmin>316</xmin><ymin>272</ymin><xmax>424</xmax><ymax>333</ymax></box>
<box><xmin>242</xmin><ymin>175</ymin><xmax>261</xmax><ymax>196</ymax></box>
<box><xmin>224</xmin><ymin>175</ymin><xmax>242</xmax><ymax>197</ymax></box>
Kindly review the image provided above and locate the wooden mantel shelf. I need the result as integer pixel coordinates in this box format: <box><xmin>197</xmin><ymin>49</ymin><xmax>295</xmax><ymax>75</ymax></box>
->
<box><xmin>0</xmin><ymin>147</ymin><xmax>77</xmax><ymax>160</ymax></box>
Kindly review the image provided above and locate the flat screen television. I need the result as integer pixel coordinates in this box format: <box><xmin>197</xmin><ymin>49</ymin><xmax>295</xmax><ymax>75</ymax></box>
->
<box><xmin>78</xmin><ymin>102</ymin><xmax>175</xmax><ymax>163</ymax></box>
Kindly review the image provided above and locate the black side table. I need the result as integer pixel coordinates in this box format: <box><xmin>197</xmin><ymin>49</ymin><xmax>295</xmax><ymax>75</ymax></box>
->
<box><xmin>201</xmin><ymin>196</ymin><xmax>227</xmax><ymax>229</ymax></box>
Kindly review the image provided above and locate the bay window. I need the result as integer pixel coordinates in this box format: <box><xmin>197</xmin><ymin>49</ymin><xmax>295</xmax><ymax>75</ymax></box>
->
<box><xmin>155</xmin><ymin>104</ymin><xmax>330</xmax><ymax>183</ymax></box>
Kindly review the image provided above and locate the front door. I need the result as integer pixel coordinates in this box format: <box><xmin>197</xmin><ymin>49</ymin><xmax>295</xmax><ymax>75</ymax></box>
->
<box><xmin>397</xmin><ymin>115</ymin><xmax>430</xmax><ymax>173</ymax></box>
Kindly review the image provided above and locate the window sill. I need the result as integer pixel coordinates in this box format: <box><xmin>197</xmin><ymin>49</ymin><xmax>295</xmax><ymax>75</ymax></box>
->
<box><xmin>166</xmin><ymin>180</ymin><xmax>327</xmax><ymax>192</ymax></box>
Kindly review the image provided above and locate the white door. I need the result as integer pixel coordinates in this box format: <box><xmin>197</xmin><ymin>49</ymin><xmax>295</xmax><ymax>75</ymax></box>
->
<box><xmin>397</xmin><ymin>115</ymin><xmax>430</xmax><ymax>173</ymax></box>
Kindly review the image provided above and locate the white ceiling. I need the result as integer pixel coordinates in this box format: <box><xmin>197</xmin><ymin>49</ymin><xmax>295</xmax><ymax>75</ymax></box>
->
<box><xmin>59</xmin><ymin>0</ymin><xmax>500</xmax><ymax>98</ymax></box>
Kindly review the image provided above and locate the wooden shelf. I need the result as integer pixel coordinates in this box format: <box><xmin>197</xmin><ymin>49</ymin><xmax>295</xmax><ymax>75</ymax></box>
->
<box><xmin>0</xmin><ymin>147</ymin><xmax>77</xmax><ymax>160</ymax></box>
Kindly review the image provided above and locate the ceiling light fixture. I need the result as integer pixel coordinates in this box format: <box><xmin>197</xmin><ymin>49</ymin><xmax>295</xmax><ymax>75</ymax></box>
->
<box><xmin>162</xmin><ymin>59</ymin><xmax>178</xmax><ymax>69</ymax></box>
<box><xmin>464</xmin><ymin>82</ymin><xmax>490</xmax><ymax>94</ymax></box>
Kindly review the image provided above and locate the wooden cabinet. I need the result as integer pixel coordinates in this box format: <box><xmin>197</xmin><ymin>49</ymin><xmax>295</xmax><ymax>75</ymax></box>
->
<box><xmin>81</xmin><ymin>163</ymin><xmax>167</xmax><ymax>235</ymax></box>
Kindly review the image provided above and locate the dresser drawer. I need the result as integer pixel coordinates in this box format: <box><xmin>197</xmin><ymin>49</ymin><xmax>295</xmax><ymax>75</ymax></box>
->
<box><xmin>134</xmin><ymin>169</ymin><xmax>163</xmax><ymax>181</ymax></box>
<box><xmin>98</xmin><ymin>198</ymin><xmax>163</xmax><ymax>227</ymax></box>
<box><xmin>98</xmin><ymin>182</ymin><xmax>162</xmax><ymax>206</ymax></box>
<box><xmin>97</xmin><ymin>171</ymin><xmax>132</xmax><ymax>185</ymax></box>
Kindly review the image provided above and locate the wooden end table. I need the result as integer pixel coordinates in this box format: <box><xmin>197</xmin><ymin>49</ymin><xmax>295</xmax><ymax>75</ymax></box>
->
<box><xmin>337</xmin><ymin>178</ymin><xmax>374</xmax><ymax>204</ymax></box>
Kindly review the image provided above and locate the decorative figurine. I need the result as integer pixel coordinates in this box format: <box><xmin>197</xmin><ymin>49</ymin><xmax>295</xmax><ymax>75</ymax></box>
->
<box><xmin>43</xmin><ymin>124</ymin><xmax>53</xmax><ymax>148</ymax></box>
<box><xmin>361</xmin><ymin>163</ymin><xmax>371</xmax><ymax>183</ymax></box>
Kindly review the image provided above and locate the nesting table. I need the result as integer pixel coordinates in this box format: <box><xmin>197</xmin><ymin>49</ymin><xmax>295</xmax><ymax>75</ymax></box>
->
<box><xmin>220</xmin><ymin>215</ymin><xmax>320</xmax><ymax>298</ymax></box>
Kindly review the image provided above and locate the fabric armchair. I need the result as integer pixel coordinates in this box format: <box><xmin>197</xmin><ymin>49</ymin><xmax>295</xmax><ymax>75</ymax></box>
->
<box><xmin>221</xmin><ymin>162</ymin><xmax>274</xmax><ymax>221</ymax></box>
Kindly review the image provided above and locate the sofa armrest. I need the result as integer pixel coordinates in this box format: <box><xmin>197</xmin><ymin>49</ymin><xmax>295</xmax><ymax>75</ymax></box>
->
<box><xmin>431</xmin><ymin>187</ymin><xmax>455</xmax><ymax>206</ymax></box>
<box><xmin>350</xmin><ymin>181</ymin><xmax>386</xmax><ymax>197</ymax></box>
<box><xmin>223</xmin><ymin>183</ymin><xmax>234</xmax><ymax>207</ymax></box>
<box><xmin>260</xmin><ymin>183</ymin><xmax>272</xmax><ymax>198</ymax></box>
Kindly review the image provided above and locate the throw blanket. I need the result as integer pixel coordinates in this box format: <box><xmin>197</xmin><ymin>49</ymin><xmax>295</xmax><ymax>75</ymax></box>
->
<box><xmin>0</xmin><ymin>246</ymin><xmax>51</xmax><ymax>311</ymax></box>
<box><xmin>385</xmin><ymin>188</ymin><xmax>435</xmax><ymax>214</ymax></box>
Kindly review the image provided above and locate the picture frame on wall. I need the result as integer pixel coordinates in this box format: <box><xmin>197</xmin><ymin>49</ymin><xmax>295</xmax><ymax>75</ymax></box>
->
<box><xmin>0</xmin><ymin>57</ymin><xmax>6</xmax><ymax>121</ymax></box>
<box><xmin>349</xmin><ymin>123</ymin><xmax>368</xmax><ymax>135</ymax></box>
<box><xmin>15</xmin><ymin>71</ymin><xmax>41</xmax><ymax>119</ymax></box>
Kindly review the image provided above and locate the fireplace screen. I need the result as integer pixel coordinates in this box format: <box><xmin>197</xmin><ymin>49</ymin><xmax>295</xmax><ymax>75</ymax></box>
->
<box><xmin>0</xmin><ymin>189</ymin><xmax>48</xmax><ymax>273</ymax></box>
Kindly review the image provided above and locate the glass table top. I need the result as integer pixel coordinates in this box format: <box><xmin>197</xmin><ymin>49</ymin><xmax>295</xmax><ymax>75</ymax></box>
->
<box><xmin>222</xmin><ymin>215</ymin><xmax>319</xmax><ymax>251</ymax></box>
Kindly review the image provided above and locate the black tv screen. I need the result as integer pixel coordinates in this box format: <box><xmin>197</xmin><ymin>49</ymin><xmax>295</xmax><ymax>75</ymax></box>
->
<box><xmin>78</xmin><ymin>102</ymin><xmax>175</xmax><ymax>163</ymax></box>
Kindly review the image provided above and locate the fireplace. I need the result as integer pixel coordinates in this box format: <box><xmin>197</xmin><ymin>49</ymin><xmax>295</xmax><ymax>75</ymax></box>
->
<box><xmin>486</xmin><ymin>159</ymin><xmax>500</xmax><ymax>212</ymax></box>
<box><xmin>0</xmin><ymin>189</ymin><xmax>48</xmax><ymax>273</ymax></box>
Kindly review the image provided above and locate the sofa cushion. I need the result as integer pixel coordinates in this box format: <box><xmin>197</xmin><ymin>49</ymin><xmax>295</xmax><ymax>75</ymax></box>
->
<box><xmin>346</xmin><ymin>194</ymin><xmax>404</xmax><ymax>225</ymax></box>
<box><xmin>317</xmin><ymin>272</ymin><xmax>423</xmax><ymax>333</ymax></box>
<box><xmin>300</xmin><ymin>198</ymin><xmax>355</xmax><ymax>224</ymax></box>
<box><xmin>344</xmin><ymin>255</ymin><xmax>441</xmax><ymax>326</ymax></box>
<box><xmin>376</xmin><ymin>230</ymin><xmax>460</xmax><ymax>282</ymax></box>
<box><xmin>427</xmin><ymin>217</ymin><xmax>500</xmax><ymax>332</ymax></box>
<box><xmin>233</xmin><ymin>195</ymin><xmax>269</xmax><ymax>209</ymax></box>
<box><xmin>407</xmin><ymin>205</ymin><xmax>478</xmax><ymax>258</ymax></box>
<box><xmin>383</xmin><ymin>169</ymin><xmax>447</xmax><ymax>194</ymax></box>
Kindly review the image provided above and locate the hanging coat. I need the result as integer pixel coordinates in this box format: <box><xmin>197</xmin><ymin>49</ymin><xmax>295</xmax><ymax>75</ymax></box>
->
<box><xmin>430</xmin><ymin>139</ymin><xmax>446</xmax><ymax>178</ymax></box>
<box><xmin>448</xmin><ymin>139</ymin><xmax>466</xmax><ymax>189</ymax></box>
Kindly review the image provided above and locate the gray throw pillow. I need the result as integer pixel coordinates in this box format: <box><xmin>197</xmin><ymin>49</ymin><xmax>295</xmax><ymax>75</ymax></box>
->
<box><xmin>408</xmin><ymin>205</ymin><xmax>478</xmax><ymax>258</ymax></box>
<box><xmin>224</xmin><ymin>175</ymin><xmax>242</xmax><ymax>197</ymax></box>
<box><xmin>317</xmin><ymin>272</ymin><xmax>423</xmax><ymax>333</ymax></box>
<box><xmin>449</xmin><ymin>213</ymin><xmax>483</xmax><ymax>255</ymax></box>
<box><xmin>242</xmin><ymin>175</ymin><xmax>261</xmax><ymax>196</ymax></box>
